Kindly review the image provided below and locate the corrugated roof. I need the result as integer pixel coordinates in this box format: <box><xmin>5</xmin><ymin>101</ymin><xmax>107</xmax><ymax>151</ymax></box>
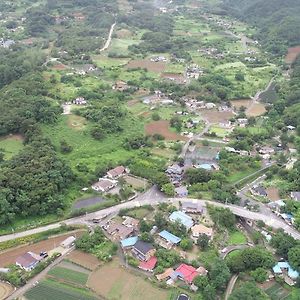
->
<box><xmin>169</xmin><ymin>211</ymin><xmax>193</xmax><ymax>229</ymax></box>
<box><xmin>159</xmin><ymin>230</ymin><xmax>181</xmax><ymax>244</ymax></box>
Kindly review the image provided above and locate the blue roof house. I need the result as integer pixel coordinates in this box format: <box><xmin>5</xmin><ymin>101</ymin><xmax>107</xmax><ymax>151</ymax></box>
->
<box><xmin>169</xmin><ymin>211</ymin><xmax>194</xmax><ymax>229</ymax></box>
<box><xmin>121</xmin><ymin>236</ymin><xmax>138</xmax><ymax>249</ymax></box>
<box><xmin>159</xmin><ymin>230</ymin><xmax>181</xmax><ymax>245</ymax></box>
<box><xmin>273</xmin><ymin>261</ymin><xmax>299</xmax><ymax>285</ymax></box>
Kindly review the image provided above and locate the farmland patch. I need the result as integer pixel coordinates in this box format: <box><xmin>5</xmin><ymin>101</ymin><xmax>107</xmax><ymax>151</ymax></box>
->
<box><xmin>0</xmin><ymin>134</ymin><xmax>24</xmax><ymax>159</ymax></box>
<box><xmin>246</xmin><ymin>102</ymin><xmax>266</xmax><ymax>117</ymax></box>
<box><xmin>145</xmin><ymin>120</ymin><xmax>187</xmax><ymax>141</ymax></box>
<box><xmin>126</xmin><ymin>59</ymin><xmax>166</xmax><ymax>73</ymax></box>
<box><xmin>0</xmin><ymin>282</ymin><xmax>13</xmax><ymax>299</ymax></box>
<box><xmin>67</xmin><ymin>250</ymin><xmax>100</xmax><ymax>271</ymax></box>
<box><xmin>285</xmin><ymin>46</ymin><xmax>300</xmax><ymax>64</ymax></box>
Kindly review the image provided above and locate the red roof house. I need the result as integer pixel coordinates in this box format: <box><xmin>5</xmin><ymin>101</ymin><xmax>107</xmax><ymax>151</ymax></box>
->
<box><xmin>138</xmin><ymin>256</ymin><xmax>157</xmax><ymax>272</ymax></box>
<box><xmin>175</xmin><ymin>264</ymin><xmax>199</xmax><ymax>283</ymax></box>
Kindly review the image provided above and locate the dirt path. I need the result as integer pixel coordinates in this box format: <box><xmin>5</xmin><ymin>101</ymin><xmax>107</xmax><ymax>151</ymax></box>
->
<box><xmin>225</xmin><ymin>274</ymin><xmax>239</xmax><ymax>300</ymax></box>
<box><xmin>100</xmin><ymin>22</ymin><xmax>116</xmax><ymax>52</ymax></box>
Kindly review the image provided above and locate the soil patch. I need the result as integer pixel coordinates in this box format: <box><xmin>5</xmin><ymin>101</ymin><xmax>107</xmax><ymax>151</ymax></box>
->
<box><xmin>126</xmin><ymin>59</ymin><xmax>166</xmax><ymax>73</ymax></box>
<box><xmin>0</xmin><ymin>282</ymin><xmax>13</xmax><ymax>299</ymax></box>
<box><xmin>246</xmin><ymin>102</ymin><xmax>266</xmax><ymax>117</ymax></box>
<box><xmin>0</xmin><ymin>231</ymin><xmax>84</xmax><ymax>267</ymax></box>
<box><xmin>51</xmin><ymin>64</ymin><xmax>68</xmax><ymax>71</ymax></box>
<box><xmin>67</xmin><ymin>250</ymin><xmax>100</xmax><ymax>271</ymax></box>
<box><xmin>230</xmin><ymin>99</ymin><xmax>251</xmax><ymax>110</ymax></box>
<box><xmin>266</xmin><ymin>187</ymin><xmax>281</xmax><ymax>201</ymax></box>
<box><xmin>87</xmin><ymin>258</ymin><xmax>170</xmax><ymax>300</ymax></box>
<box><xmin>285</xmin><ymin>46</ymin><xmax>300</xmax><ymax>64</ymax></box>
<box><xmin>59</xmin><ymin>260</ymin><xmax>91</xmax><ymax>274</ymax></box>
<box><xmin>145</xmin><ymin>120</ymin><xmax>187</xmax><ymax>141</ymax></box>
<box><xmin>201</xmin><ymin>110</ymin><xmax>234</xmax><ymax>123</ymax></box>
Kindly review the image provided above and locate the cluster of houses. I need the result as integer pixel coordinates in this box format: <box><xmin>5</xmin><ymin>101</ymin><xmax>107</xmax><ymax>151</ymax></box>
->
<box><xmin>150</xmin><ymin>56</ymin><xmax>167</xmax><ymax>62</ymax></box>
<box><xmin>112</xmin><ymin>80</ymin><xmax>129</xmax><ymax>92</ymax></box>
<box><xmin>72</xmin><ymin>97</ymin><xmax>87</xmax><ymax>105</ymax></box>
<box><xmin>15</xmin><ymin>236</ymin><xmax>76</xmax><ymax>272</ymax></box>
<box><xmin>186</xmin><ymin>64</ymin><xmax>204</xmax><ymax>80</ymax></box>
<box><xmin>273</xmin><ymin>261</ymin><xmax>299</xmax><ymax>286</ymax></box>
<box><xmin>197</xmin><ymin>48</ymin><xmax>225</xmax><ymax>60</ymax></box>
<box><xmin>143</xmin><ymin>90</ymin><xmax>174</xmax><ymax>105</ymax></box>
<box><xmin>92</xmin><ymin>165</ymin><xmax>128</xmax><ymax>193</ymax></box>
<box><xmin>184</xmin><ymin>98</ymin><xmax>217</xmax><ymax>111</ymax></box>
<box><xmin>110</xmin><ymin>204</ymin><xmax>212</xmax><ymax>289</ymax></box>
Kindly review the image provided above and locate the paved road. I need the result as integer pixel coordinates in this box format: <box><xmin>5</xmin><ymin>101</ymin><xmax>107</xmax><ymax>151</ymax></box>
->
<box><xmin>225</xmin><ymin>274</ymin><xmax>239</xmax><ymax>300</ymax></box>
<box><xmin>6</xmin><ymin>247</ymin><xmax>74</xmax><ymax>300</ymax></box>
<box><xmin>100</xmin><ymin>22</ymin><xmax>116</xmax><ymax>52</ymax></box>
<box><xmin>1</xmin><ymin>186</ymin><xmax>299</xmax><ymax>243</ymax></box>
<box><xmin>221</xmin><ymin>244</ymin><xmax>250</xmax><ymax>259</ymax></box>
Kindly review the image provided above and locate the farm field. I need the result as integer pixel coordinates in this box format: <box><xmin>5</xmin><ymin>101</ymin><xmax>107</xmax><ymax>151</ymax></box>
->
<box><xmin>48</xmin><ymin>265</ymin><xmax>89</xmax><ymax>285</ymax></box>
<box><xmin>123</xmin><ymin>175</ymin><xmax>148</xmax><ymax>189</ymax></box>
<box><xmin>66</xmin><ymin>250</ymin><xmax>100</xmax><ymax>271</ymax></box>
<box><xmin>246</xmin><ymin>102</ymin><xmax>266</xmax><ymax>117</ymax></box>
<box><xmin>263</xmin><ymin>282</ymin><xmax>290</xmax><ymax>300</ymax></box>
<box><xmin>126</xmin><ymin>59</ymin><xmax>166</xmax><ymax>73</ymax></box>
<box><xmin>87</xmin><ymin>259</ymin><xmax>173</xmax><ymax>300</ymax></box>
<box><xmin>25</xmin><ymin>279</ymin><xmax>97</xmax><ymax>300</ymax></box>
<box><xmin>0</xmin><ymin>134</ymin><xmax>24</xmax><ymax>159</ymax></box>
<box><xmin>0</xmin><ymin>282</ymin><xmax>13</xmax><ymax>299</ymax></box>
<box><xmin>0</xmin><ymin>231</ymin><xmax>84</xmax><ymax>267</ymax></box>
<box><xmin>145</xmin><ymin>120</ymin><xmax>187</xmax><ymax>141</ymax></box>
<box><xmin>200</xmin><ymin>110</ymin><xmax>234</xmax><ymax>123</ymax></box>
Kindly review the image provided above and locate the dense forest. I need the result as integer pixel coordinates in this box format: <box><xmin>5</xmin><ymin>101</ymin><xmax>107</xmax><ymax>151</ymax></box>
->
<box><xmin>220</xmin><ymin>0</ymin><xmax>300</xmax><ymax>55</ymax></box>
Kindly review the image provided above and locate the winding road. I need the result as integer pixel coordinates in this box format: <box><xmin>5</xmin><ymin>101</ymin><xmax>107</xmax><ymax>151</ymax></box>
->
<box><xmin>1</xmin><ymin>186</ymin><xmax>299</xmax><ymax>244</ymax></box>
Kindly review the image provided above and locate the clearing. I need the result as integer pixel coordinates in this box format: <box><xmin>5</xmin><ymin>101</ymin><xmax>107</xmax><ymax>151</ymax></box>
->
<box><xmin>227</xmin><ymin>231</ymin><xmax>247</xmax><ymax>245</ymax></box>
<box><xmin>123</xmin><ymin>175</ymin><xmax>147</xmax><ymax>189</ymax></box>
<box><xmin>0</xmin><ymin>134</ymin><xmax>24</xmax><ymax>159</ymax></box>
<box><xmin>262</xmin><ymin>281</ymin><xmax>290</xmax><ymax>300</ymax></box>
<box><xmin>200</xmin><ymin>110</ymin><xmax>234</xmax><ymax>123</ymax></box>
<box><xmin>285</xmin><ymin>46</ymin><xmax>300</xmax><ymax>64</ymax></box>
<box><xmin>246</xmin><ymin>102</ymin><xmax>266</xmax><ymax>117</ymax></box>
<box><xmin>126</xmin><ymin>59</ymin><xmax>166</xmax><ymax>73</ymax></box>
<box><xmin>87</xmin><ymin>258</ymin><xmax>172</xmax><ymax>300</ymax></box>
<box><xmin>72</xmin><ymin>196</ymin><xmax>107</xmax><ymax>210</ymax></box>
<box><xmin>230</xmin><ymin>99</ymin><xmax>251</xmax><ymax>110</ymax></box>
<box><xmin>266</xmin><ymin>187</ymin><xmax>280</xmax><ymax>201</ymax></box>
<box><xmin>67</xmin><ymin>115</ymin><xmax>87</xmax><ymax>131</ymax></box>
<box><xmin>145</xmin><ymin>120</ymin><xmax>186</xmax><ymax>141</ymax></box>
<box><xmin>66</xmin><ymin>250</ymin><xmax>100</xmax><ymax>271</ymax></box>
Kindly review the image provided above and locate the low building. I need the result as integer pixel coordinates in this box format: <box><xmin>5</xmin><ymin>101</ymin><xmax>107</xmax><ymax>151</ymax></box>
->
<box><xmin>291</xmin><ymin>192</ymin><xmax>300</xmax><ymax>202</ymax></box>
<box><xmin>166</xmin><ymin>164</ymin><xmax>183</xmax><ymax>175</ymax></box>
<box><xmin>156</xmin><ymin>268</ymin><xmax>174</xmax><ymax>281</ymax></box>
<box><xmin>268</xmin><ymin>200</ymin><xmax>285</xmax><ymax>212</ymax></box>
<box><xmin>132</xmin><ymin>241</ymin><xmax>156</xmax><ymax>261</ymax></box>
<box><xmin>120</xmin><ymin>236</ymin><xmax>138</xmax><ymax>249</ymax></box>
<box><xmin>182</xmin><ymin>202</ymin><xmax>203</xmax><ymax>214</ymax></box>
<box><xmin>138</xmin><ymin>256</ymin><xmax>157</xmax><ymax>272</ymax></box>
<box><xmin>122</xmin><ymin>216</ymin><xmax>139</xmax><ymax>229</ymax></box>
<box><xmin>175</xmin><ymin>264</ymin><xmax>200</xmax><ymax>284</ymax></box>
<box><xmin>158</xmin><ymin>230</ymin><xmax>181</xmax><ymax>249</ymax></box>
<box><xmin>73</xmin><ymin>97</ymin><xmax>87</xmax><ymax>105</ymax></box>
<box><xmin>191</xmin><ymin>224</ymin><xmax>213</xmax><ymax>239</ymax></box>
<box><xmin>60</xmin><ymin>236</ymin><xmax>76</xmax><ymax>248</ymax></box>
<box><xmin>169</xmin><ymin>211</ymin><xmax>194</xmax><ymax>229</ymax></box>
<box><xmin>16</xmin><ymin>252</ymin><xmax>42</xmax><ymax>272</ymax></box>
<box><xmin>273</xmin><ymin>261</ymin><xmax>299</xmax><ymax>286</ymax></box>
<box><xmin>107</xmin><ymin>166</ymin><xmax>126</xmax><ymax>179</ymax></box>
<box><xmin>251</xmin><ymin>185</ymin><xmax>267</xmax><ymax>197</ymax></box>
<box><xmin>105</xmin><ymin>221</ymin><xmax>134</xmax><ymax>240</ymax></box>
<box><xmin>91</xmin><ymin>179</ymin><xmax>117</xmax><ymax>192</ymax></box>
<box><xmin>113</xmin><ymin>81</ymin><xmax>129</xmax><ymax>91</ymax></box>
<box><xmin>175</xmin><ymin>186</ymin><xmax>188</xmax><ymax>197</ymax></box>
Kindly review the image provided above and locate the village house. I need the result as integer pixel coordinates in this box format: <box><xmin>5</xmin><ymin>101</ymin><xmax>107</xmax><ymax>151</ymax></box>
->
<box><xmin>182</xmin><ymin>202</ymin><xmax>203</xmax><ymax>214</ymax></box>
<box><xmin>0</xmin><ymin>38</ymin><xmax>15</xmax><ymax>48</ymax></box>
<box><xmin>291</xmin><ymin>192</ymin><xmax>300</xmax><ymax>202</ymax></box>
<box><xmin>175</xmin><ymin>186</ymin><xmax>188</xmax><ymax>197</ymax></box>
<box><xmin>104</xmin><ymin>221</ymin><xmax>134</xmax><ymax>240</ymax></box>
<box><xmin>138</xmin><ymin>256</ymin><xmax>157</xmax><ymax>272</ymax></box>
<box><xmin>150</xmin><ymin>56</ymin><xmax>167</xmax><ymax>62</ymax></box>
<box><xmin>268</xmin><ymin>200</ymin><xmax>285</xmax><ymax>213</ymax></box>
<box><xmin>205</xmin><ymin>102</ymin><xmax>216</xmax><ymax>110</ymax></box>
<box><xmin>174</xmin><ymin>264</ymin><xmax>207</xmax><ymax>284</ymax></box>
<box><xmin>157</xmin><ymin>230</ymin><xmax>181</xmax><ymax>249</ymax></box>
<box><xmin>107</xmin><ymin>166</ymin><xmax>127</xmax><ymax>179</ymax></box>
<box><xmin>16</xmin><ymin>252</ymin><xmax>43</xmax><ymax>272</ymax></box>
<box><xmin>251</xmin><ymin>185</ymin><xmax>267</xmax><ymax>197</ymax></box>
<box><xmin>259</xmin><ymin>146</ymin><xmax>275</xmax><ymax>155</ymax></box>
<box><xmin>236</xmin><ymin>118</ymin><xmax>248</xmax><ymax>127</ymax></box>
<box><xmin>91</xmin><ymin>178</ymin><xmax>117</xmax><ymax>192</ymax></box>
<box><xmin>122</xmin><ymin>216</ymin><xmax>139</xmax><ymax>229</ymax></box>
<box><xmin>273</xmin><ymin>262</ymin><xmax>299</xmax><ymax>286</ymax></box>
<box><xmin>166</xmin><ymin>164</ymin><xmax>183</xmax><ymax>175</ymax></box>
<box><xmin>191</xmin><ymin>224</ymin><xmax>213</xmax><ymax>239</ymax></box>
<box><xmin>120</xmin><ymin>236</ymin><xmax>138</xmax><ymax>249</ymax></box>
<box><xmin>169</xmin><ymin>211</ymin><xmax>194</xmax><ymax>229</ymax></box>
<box><xmin>73</xmin><ymin>97</ymin><xmax>87</xmax><ymax>105</ymax></box>
<box><xmin>60</xmin><ymin>236</ymin><xmax>76</xmax><ymax>249</ymax></box>
<box><xmin>112</xmin><ymin>80</ymin><xmax>129</xmax><ymax>92</ymax></box>
<box><xmin>156</xmin><ymin>268</ymin><xmax>175</xmax><ymax>281</ymax></box>
<box><xmin>131</xmin><ymin>241</ymin><xmax>156</xmax><ymax>261</ymax></box>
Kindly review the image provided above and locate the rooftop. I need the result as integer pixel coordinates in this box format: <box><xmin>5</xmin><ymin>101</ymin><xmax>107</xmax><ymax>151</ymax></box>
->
<box><xmin>139</xmin><ymin>256</ymin><xmax>157</xmax><ymax>271</ymax></box>
<box><xmin>169</xmin><ymin>211</ymin><xmax>193</xmax><ymax>229</ymax></box>
<box><xmin>175</xmin><ymin>264</ymin><xmax>199</xmax><ymax>283</ymax></box>
<box><xmin>133</xmin><ymin>240</ymin><xmax>155</xmax><ymax>255</ymax></box>
<box><xmin>159</xmin><ymin>230</ymin><xmax>181</xmax><ymax>244</ymax></box>
<box><xmin>120</xmin><ymin>236</ymin><xmax>138</xmax><ymax>248</ymax></box>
